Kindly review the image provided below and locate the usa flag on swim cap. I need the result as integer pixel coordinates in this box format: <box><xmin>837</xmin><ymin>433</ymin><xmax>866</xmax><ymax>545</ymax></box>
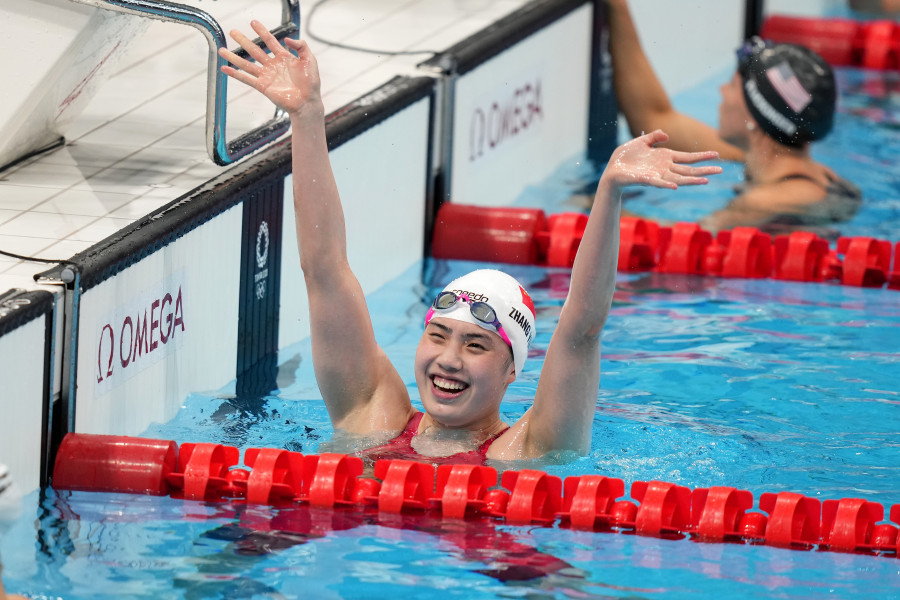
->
<box><xmin>767</xmin><ymin>62</ymin><xmax>812</xmax><ymax>114</ymax></box>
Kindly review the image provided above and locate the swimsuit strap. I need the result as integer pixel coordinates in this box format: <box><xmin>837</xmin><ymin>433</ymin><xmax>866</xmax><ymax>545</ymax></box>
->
<box><xmin>414</xmin><ymin>415</ymin><xmax>509</xmax><ymax>455</ymax></box>
<box><xmin>743</xmin><ymin>171</ymin><xmax>836</xmax><ymax>188</ymax></box>
<box><xmin>401</xmin><ymin>412</ymin><xmax>424</xmax><ymax>438</ymax></box>
<box><xmin>357</xmin><ymin>412</ymin><xmax>509</xmax><ymax>465</ymax></box>
<box><xmin>778</xmin><ymin>172</ymin><xmax>835</xmax><ymax>187</ymax></box>
<box><xmin>477</xmin><ymin>425</ymin><xmax>509</xmax><ymax>454</ymax></box>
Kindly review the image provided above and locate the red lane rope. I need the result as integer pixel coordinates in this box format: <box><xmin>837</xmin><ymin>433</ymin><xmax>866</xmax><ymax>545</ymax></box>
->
<box><xmin>53</xmin><ymin>433</ymin><xmax>900</xmax><ymax>557</ymax></box>
<box><xmin>761</xmin><ymin>14</ymin><xmax>900</xmax><ymax>71</ymax></box>
<box><xmin>430</xmin><ymin>204</ymin><xmax>900</xmax><ymax>290</ymax></box>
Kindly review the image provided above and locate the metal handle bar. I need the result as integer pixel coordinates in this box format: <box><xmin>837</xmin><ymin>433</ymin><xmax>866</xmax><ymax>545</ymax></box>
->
<box><xmin>70</xmin><ymin>0</ymin><xmax>300</xmax><ymax>165</ymax></box>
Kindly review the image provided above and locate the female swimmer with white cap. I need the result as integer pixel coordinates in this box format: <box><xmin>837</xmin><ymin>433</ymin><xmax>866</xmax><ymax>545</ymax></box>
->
<box><xmin>219</xmin><ymin>21</ymin><xmax>721</xmax><ymax>463</ymax></box>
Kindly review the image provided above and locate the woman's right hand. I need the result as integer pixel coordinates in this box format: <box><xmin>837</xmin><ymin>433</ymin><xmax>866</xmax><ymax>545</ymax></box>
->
<box><xmin>219</xmin><ymin>20</ymin><xmax>323</xmax><ymax>118</ymax></box>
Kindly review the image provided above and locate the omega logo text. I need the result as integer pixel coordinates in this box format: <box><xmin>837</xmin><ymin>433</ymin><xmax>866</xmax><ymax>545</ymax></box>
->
<box><xmin>97</xmin><ymin>286</ymin><xmax>186</xmax><ymax>383</ymax></box>
<box><xmin>469</xmin><ymin>78</ymin><xmax>543</xmax><ymax>162</ymax></box>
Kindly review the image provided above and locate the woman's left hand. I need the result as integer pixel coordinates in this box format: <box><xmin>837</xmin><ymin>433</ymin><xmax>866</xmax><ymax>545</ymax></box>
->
<box><xmin>604</xmin><ymin>129</ymin><xmax>722</xmax><ymax>190</ymax></box>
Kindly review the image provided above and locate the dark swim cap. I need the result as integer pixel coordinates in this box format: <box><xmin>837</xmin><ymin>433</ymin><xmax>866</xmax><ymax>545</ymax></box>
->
<box><xmin>737</xmin><ymin>37</ymin><xmax>836</xmax><ymax>147</ymax></box>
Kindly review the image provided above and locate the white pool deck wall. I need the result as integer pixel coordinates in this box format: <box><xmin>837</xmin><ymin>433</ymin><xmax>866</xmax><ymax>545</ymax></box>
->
<box><xmin>0</xmin><ymin>291</ymin><xmax>55</xmax><ymax>493</ymax></box>
<box><xmin>444</xmin><ymin>3</ymin><xmax>595</xmax><ymax>208</ymax></box>
<box><xmin>0</xmin><ymin>0</ymin><xmax>842</xmax><ymax>494</ymax></box>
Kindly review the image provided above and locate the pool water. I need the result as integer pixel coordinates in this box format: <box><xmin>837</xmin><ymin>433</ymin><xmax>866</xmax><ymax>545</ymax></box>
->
<box><xmin>3</xmin><ymin>256</ymin><xmax>900</xmax><ymax>599</ymax></box>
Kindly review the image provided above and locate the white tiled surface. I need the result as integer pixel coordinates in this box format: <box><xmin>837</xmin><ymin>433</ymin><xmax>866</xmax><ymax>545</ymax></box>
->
<box><xmin>0</xmin><ymin>0</ymin><xmax>528</xmax><ymax>292</ymax></box>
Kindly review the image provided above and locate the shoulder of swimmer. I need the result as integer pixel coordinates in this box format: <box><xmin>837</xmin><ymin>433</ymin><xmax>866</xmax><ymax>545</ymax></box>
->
<box><xmin>735</xmin><ymin>167</ymin><xmax>836</xmax><ymax>213</ymax></box>
<box><xmin>485</xmin><ymin>410</ymin><xmax>557</xmax><ymax>461</ymax></box>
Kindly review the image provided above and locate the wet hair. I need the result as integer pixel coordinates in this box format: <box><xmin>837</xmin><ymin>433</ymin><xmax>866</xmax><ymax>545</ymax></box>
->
<box><xmin>737</xmin><ymin>37</ymin><xmax>836</xmax><ymax>147</ymax></box>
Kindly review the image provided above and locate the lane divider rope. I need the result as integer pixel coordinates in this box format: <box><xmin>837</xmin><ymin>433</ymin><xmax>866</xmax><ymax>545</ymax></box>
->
<box><xmin>52</xmin><ymin>433</ymin><xmax>900</xmax><ymax>557</ymax></box>
<box><xmin>430</xmin><ymin>204</ymin><xmax>900</xmax><ymax>290</ymax></box>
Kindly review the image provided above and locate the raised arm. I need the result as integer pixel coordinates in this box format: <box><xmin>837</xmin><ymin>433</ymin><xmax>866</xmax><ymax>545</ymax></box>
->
<box><xmin>606</xmin><ymin>0</ymin><xmax>743</xmax><ymax>160</ymax></box>
<box><xmin>510</xmin><ymin>131</ymin><xmax>721</xmax><ymax>457</ymax></box>
<box><xmin>220</xmin><ymin>23</ymin><xmax>411</xmax><ymax>432</ymax></box>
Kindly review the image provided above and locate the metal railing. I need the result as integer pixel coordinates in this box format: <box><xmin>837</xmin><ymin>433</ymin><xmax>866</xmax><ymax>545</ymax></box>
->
<box><xmin>70</xmin><ymin>0</ymin><xmax>300</xmax><ymax>165</ymax></box>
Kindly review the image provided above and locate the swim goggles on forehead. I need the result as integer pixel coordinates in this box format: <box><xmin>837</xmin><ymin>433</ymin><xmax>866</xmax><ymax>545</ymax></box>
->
<box><xmin>425</xmin><ymin>291</ymin><xmax>512</xmax><ymax>347</ymax></box>
<box><xmin>736</xmin><ymin>36</ymin><xmax>771</xmax><ymax>74</ymax></box>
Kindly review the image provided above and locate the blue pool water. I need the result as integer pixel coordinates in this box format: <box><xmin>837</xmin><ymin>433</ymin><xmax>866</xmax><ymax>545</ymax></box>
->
<box><xmin>4</xmin><ymin>66</ymin><xmax>900</xmax><ymax>599</ymax></box>
<box><xmin>3</xmin><ymin>257</ymin><xmax>900</xmax><ymax>599</ymax></box>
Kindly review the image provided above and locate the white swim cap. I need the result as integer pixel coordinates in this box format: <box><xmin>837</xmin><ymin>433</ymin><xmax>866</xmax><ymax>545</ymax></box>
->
<box><xmin>425</xmin><ymin>269</ymin><xmax>535</xmax><ymax>375</ymax></box>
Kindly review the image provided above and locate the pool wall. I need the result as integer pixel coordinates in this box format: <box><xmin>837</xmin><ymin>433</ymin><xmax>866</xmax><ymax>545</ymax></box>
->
<box><xmin>0</xmin><ymin>0</ymin><xmax>635</xmax><ymax>493</ymax></box>
<box><xmin>0</xmin><ymin>290</ymin><xmax>55</xmax><ymax>492</ymax></box>
<box><xmin>436</xmin><ymin>2</ymin><xmax>598</xmax><ymax>208</ymax></box>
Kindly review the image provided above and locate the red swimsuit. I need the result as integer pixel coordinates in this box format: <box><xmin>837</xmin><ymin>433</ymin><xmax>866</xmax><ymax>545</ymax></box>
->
<box><xmin>357</xmin><ymin>412</ymin><xmax>508</xmax><ymax>466</ymax></box>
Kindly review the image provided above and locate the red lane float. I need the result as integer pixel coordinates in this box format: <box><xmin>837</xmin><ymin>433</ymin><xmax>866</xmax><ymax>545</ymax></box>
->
<box><xmin>303</xmin><ymin>453</ymin><xmax>365</xmax><ymax>507</ymax></box>
<box><xmin>773</xmin><ymin>232</ymin><xmax>834</xmax><ymax>282</ymax></box>
<box><xmin>630</xmin><ymin>480</ymin><xmax>692</xmax><ymax>536</ymax></box>
<box><xmin>692</xmin><ymin>486</ymin><xmax>754</xmax><ymax>541</ymax></box>
<box><xmin>838</xmin><ymin>236</ymin><xmax>892</xmax><ymax>287</ymax></box>
<box><xmin>433</xmin><ymin>464</ymin><xmax>496</xmax><ymax>518</ymax></box>
<box><xmin>429</xmin><ymin>203</ymin><xmax>899</xmax><ymax>291</ymax></box>
<box><xmin>431</xmin><ymin>203</ymin><xmax>547</xmax><ymax>265</ymax></box>
<box><xmin>656</xmin><ymin>224</ymin><xmax>712</xmax><ymax>276</ymax></box>
<box><xmin>559</xmin><ymin>475</ymin><xmax>625</xmax><ymax>530</ymax></box>
<box><xmin>52</xmin><ymin>433</ymin><xmax>177</xmax><ymax>495</ymax></box>
<box><xmin>890</xmin><ymin>242</ymin><xmax>900</xmax><ymax>289</ymax></box>
<box><xmin>500</xmin><ymin>469</ymin><xmax>562</xmax><ymax>524</ymax></box>
<box><xmin>758</xmin><ymin>492</ymin><xmax>822</xmax><ymax>548</ymax></box>
<box><xmin>241</xmin><ymin>448</ymin><xmax>306</xmax><ymax>504</ymax></box>
<box><xmin>166</xmin><ymin>442</ymin><xmax>240</xmax><ymax>500</ymax></box>
<box><xmin>715</xmin><ymin>228</ymin><xmax>773</xmax><ymax>279</ymax></box>
<box><xmin>618</xmin><ymin>218</ymin><xmax>660</xmax><ymax>271</ymax></box>
<box><xmin>859</xmin><ymin>20</ymin><xmax>899</xmax><ymax>70</ymax></box>
<box><xmin>373</xmin><ymin>459</ymin><xmax>434</xmax><ymax>513</ymax></box>
<box><xmin>822</xmin><ymin>497</ymin><xmax>885</xmax><ymax>552</ymax></box>
<box><xmin>543</xmin><ymin>213</ymin><xmax>588</xmax><ymax>267</ymax></box>
<box><xmin>761</xmin><ymin>16</ymin><xmax>861</xmax><ymax>67</ymax></box>
<box><xmin>52</xmin><ymin>433</ymin><xmax>900</xmax><ymax>558</ymax></box>
<box><xmin>761</xmin><ymin>15</ymin><xmax>900</xmax><ymax>71</ymax></box>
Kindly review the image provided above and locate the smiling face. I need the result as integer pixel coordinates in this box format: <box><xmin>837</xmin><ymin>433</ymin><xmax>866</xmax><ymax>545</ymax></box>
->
<box><xmin>718</xmin><ymin>71</ymin><xmax>755</xmax><ymax>149</ymax></box>
<box><xmin>414</xmin><ymin>317</ymin><xmax>516</xmax><ymax>430</ymax></box>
